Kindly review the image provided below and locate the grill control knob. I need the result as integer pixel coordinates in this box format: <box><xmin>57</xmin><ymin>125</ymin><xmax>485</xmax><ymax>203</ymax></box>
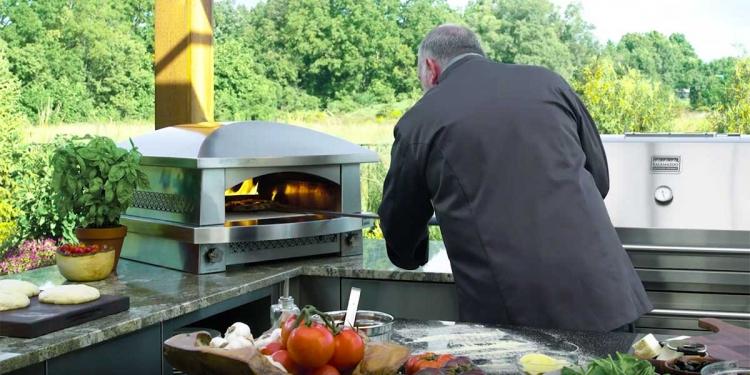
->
<box><xmin>654</xmin><ymin>185</ymin><xmax>673</xmax><ymax>205</ymax></box>
<box><xmin>206</xmin><ymin>248</ymin><xmax>224</xmax><ymax>264</ymax></box>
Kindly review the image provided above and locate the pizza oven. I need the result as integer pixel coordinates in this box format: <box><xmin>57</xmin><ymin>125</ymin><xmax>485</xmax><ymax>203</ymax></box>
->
<box><xmin>119</xmin><ymin>122</ymin><xmax>379</xmax><ymax>274</ymax></box>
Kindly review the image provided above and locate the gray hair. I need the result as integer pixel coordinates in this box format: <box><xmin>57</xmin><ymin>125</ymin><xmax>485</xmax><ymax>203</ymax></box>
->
<box><xmin>417</xmin><ymin>24</ymin><xmax>485</xmax><ymax>69</ymax></box>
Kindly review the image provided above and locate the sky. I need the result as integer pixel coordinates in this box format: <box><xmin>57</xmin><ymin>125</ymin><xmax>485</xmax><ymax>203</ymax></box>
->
<box><xmin>234</xmin><ymin>0</ymin><xmax>750</xmax><ymax>62</ymax></box>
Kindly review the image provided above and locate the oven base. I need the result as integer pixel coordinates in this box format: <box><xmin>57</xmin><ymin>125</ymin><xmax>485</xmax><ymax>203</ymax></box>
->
<box><xmin>121</xmin><ymin>231</ymin><xmax>363</xmax><ymax>274</ymax></box>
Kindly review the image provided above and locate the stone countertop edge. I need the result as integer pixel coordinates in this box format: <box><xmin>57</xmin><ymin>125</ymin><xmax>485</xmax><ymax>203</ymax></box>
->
<box><xmin>0</xmin><ymin>266</ymin><xmax>307</xmax><ymax>374</ymax></box>
<box><xmin>0</xmin><ymin>240</ymin><xmax>455</xmax><ymax>373</ymax></box>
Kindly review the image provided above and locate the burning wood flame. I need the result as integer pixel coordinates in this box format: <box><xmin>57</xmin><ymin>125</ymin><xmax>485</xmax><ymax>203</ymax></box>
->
<box><xmin>225</xmin><ymin>179</ymin><xmax>258</xmax><ymax>196</ymax></box>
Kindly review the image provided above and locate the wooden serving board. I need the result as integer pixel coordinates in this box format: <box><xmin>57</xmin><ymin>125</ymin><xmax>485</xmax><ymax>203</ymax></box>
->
<box><xmin>0</xmin><ymin>294</ymin><xmax>129</xmax><ymax>338</ymax></box>
<box><xmin>693</xmin><ymin>318</ymin><xmax>750</xmax><ymax>364</ymax></box>
<box><xmin>650</xmin><ymin>318</ymin><xmax>750</xmax><ymax>374</ymax></box>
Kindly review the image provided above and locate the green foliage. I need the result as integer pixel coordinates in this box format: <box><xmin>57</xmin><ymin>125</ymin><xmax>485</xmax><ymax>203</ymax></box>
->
<box><xmin>710</xmin><ymin>58</ymin><xmax>750</xmax><ymax>133</ymax></box>
<box><xmin>575</xmin><ymin>57</ymin><xmax>679</xmax><ymax>133</ymax></box>
<box><xmin>562</xmin><ymin>353</ymin><xmax>655</xmax><ymax>375</ymax></box>
<box><xmin>0</xmin><ymin>39</ymin><xmax>23</xmax><ymax>251</ymax></box>
<box><xmin>465</xmin><ymin>0</ymin><xmax>599</xmax><ymax>81</ymax></box>
<box><xmin>51</xmin><ymin>136</ymin><xmax>149</xmax><ymax>228</ymax></box>
<box><xmin>690</xmin><ymin>57</ymin><xmax>736</xmax><ymax>109</ymax></box>
<box><xmin>0</xmin><ymin>0</ymin><xmax>154</xmax><ymax>123</ymax></box>
<box><xmin>606</xmin><ymin>31</ymin><xmax>701</xmax><ymax>93</ymax></box>
<box><xmin>12</xmin><ymin>142</ymin><xmax>78</xmax><ymax>244</ymax></box>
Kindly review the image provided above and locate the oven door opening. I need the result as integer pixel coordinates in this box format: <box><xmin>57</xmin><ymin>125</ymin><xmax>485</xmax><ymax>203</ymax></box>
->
<box><xmin>225</xmin><ymin>172</ymin><xmax>342</xmax><ymax>226</ymax></box>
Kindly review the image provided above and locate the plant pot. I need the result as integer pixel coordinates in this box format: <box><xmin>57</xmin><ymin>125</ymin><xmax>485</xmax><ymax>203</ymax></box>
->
<box><xmin>75</xmin><ymin>225</ymin><xmax>127</xmax><ymax>272</ymax></box>
<box><xmin>56</xmin><ymin>248</ymin><xmax>116</xmax><ymax>282</ymax></box>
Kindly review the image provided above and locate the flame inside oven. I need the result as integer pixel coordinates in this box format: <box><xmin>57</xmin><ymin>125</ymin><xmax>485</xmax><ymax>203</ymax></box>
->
<box><xmin>225</xmin><ymin>173</ymin><xmax>341</xmax><ymax>213</ymax></box>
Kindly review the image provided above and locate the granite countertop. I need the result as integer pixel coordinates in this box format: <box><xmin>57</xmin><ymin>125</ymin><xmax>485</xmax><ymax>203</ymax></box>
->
<box><xmin>0</xmin><ymin>240</ymin><xmax>629</xmax><ymax>374</ymax></box>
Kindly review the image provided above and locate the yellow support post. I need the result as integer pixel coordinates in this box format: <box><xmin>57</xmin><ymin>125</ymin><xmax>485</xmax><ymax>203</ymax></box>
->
<box><xmin>154</xmin><ymin>0</ymin><xmax>214</xmax><ymax>129</ymax></box>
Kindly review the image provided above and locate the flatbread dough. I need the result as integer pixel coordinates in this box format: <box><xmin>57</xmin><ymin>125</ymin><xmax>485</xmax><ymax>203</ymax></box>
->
<box><xmin>0</xmin><ymin>279</ymin><xmax>40</xmax><ymax>297</ymax></box>
<box><xmin>39</xmin><ymin>284</ymin><xmax>100</xmax><ymax>305</ymax></box>
<box><xmin>0</xmin><ymin>290</ymin><xmax>30</xmax><ymax>311</ymax></box>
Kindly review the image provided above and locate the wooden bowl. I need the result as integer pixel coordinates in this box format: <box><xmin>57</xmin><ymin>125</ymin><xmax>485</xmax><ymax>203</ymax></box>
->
<box><xmin>56</xmin><ymin>249</ymin><xmax>115</xmax><ymax>282</ymax></box>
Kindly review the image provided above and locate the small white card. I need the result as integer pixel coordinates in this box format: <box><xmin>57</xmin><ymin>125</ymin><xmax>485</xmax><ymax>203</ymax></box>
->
<box><xmin>344</xmin><ymin>287</ymin><xmax>361</xmax><ymax>328</ymax></box>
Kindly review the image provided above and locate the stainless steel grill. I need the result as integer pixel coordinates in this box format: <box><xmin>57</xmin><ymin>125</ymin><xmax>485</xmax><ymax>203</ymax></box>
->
<box><xmin>602</xmin><ymin>134</ymin><xmax>750</xmax><ymax>334</ymax></box>
<box><xmin>119</xmin><ymin>122</ymin><xmax>378</xmax><ymax>273</ymax></box>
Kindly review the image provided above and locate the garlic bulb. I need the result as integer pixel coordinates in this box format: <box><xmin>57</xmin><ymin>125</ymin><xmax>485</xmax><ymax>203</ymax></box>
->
<box><xmin>209</xmin><ymin>337</ymin><xmax>229</xmax><ymax>349</ymax></box>
<box><xmin>224</xmin><ymin>336</ymin><xmax>254</xmax><ymax>350</ymax></box>
<box><xmin>225</xmin><ymin>322</ymin><xmax>253</xmax><ymax>341</ymax></box>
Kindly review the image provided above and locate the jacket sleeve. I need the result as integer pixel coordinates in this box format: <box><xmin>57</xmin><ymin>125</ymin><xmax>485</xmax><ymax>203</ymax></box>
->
<box><xmin>565</xmin><ymin>86</ymin><xmax>610</xmax><ymax>198</ymax></box>
<box><xmin>377</xmin><ymin>126</ymin><xmax>434</xmax><ymax>270</ymax></box>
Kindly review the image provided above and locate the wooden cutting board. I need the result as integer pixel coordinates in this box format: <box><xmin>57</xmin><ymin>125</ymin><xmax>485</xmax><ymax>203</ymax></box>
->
<box><xmin>694</xmin><ymin>318</ymin><xmax>750</xmax><ymax>364</ymax></box>
<box><xmin>0</xmin><ymin>294</ymin><xmax>129</xmax><ymax>338</ymax></box>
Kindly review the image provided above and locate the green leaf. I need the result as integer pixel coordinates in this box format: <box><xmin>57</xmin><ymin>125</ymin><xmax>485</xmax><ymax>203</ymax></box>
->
<box><xmin>109</xmin><ymin>165</ymin><xmax>125</xmax><ymax>181</ymax></box>
<box><xmin>105</xmin><ymin>188</ymin><xmax>115</xmax><ymax>203</ymax></box>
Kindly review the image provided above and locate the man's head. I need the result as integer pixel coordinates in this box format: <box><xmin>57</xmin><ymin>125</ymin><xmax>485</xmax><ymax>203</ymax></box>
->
<box><xmin>417</xmin><ymin>24</ymin><xmax>485</xmax><ymax>92</ymax></box>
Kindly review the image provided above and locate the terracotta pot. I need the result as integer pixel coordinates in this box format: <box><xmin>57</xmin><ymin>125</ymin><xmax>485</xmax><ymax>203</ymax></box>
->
<box><xmin>75</xmin><ymin>225</ymin><xmax>127</xmax><ymax>272</ymax></box>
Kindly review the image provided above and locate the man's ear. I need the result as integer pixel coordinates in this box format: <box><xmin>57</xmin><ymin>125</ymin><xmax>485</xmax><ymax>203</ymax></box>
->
<box><xmin>425</xmin><ymin>58</ymin><xmax>441</xmax><ymax>85</ymax></box>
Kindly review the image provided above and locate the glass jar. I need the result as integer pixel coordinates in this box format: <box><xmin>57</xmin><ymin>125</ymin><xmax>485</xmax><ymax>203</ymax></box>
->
<box><xmin>270</xmin><ymin>296</ymin><xmax>300</xmax><ymax>329</ymax></box>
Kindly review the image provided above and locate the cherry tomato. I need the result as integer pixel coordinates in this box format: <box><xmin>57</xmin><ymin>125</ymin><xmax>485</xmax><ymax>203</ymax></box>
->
<box><xmin>272</xmin><ymin>350</ymin><xmax>299</xmax><ymax>374</ymax></box>
<box><xmin>260</xmin><ymin>341</ymin><xmax>284</xmax><ymax>355</ymax></box>
<box><xmin>405</xmin><ymin>353</ymin><xmax>456</xmax><ymax>374</ymax></box>
<box><xmin>281</xmin><ymin>315</ymin><xmax>298</xmax><ymax>347</ymax></box>
<box><xmin>310</xmin><ymin>364</ymin><xmax>340</xmax><ymax>375</ymax></box>
<box><xmin>287</xmin><ymin>323</ymin><xmax>335</xmax><ymax>369</ymax></box>
<box><xmin>328</xmin><ymin>328</ymin><xmax>365</xmax><ymax>371</ymax></box>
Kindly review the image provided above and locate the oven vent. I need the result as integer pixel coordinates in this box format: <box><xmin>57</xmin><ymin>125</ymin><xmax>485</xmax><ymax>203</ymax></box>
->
<box><xmin>131</xmin><ymin>191</ymin><xmax>196</xmax><ymax>214</ymax></box>
<box><xmin>228</xmin><ymin>234</ymin><xmax>338</xmax><ymax>253</ymax></box>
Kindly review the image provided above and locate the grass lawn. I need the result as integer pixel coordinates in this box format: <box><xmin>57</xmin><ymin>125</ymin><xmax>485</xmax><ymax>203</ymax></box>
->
<box><xmin>23</xmin><ymin>117</ymin><xmax>396</xmax><ymax>145</ymax></box>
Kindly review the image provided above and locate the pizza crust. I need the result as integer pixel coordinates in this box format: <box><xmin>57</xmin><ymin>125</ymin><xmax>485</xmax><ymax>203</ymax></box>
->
<box><xmin>0</xmin><ymin>290</ymin><xmax>31</xmax><ymax>311</ymax></box>
<box><xmin>39</xmin><ymin>284</ymin><xmax>101</xmax><ymax>305</ymax></box>
<box><xmin>0</xmin><ymin>279</ymin><xmax>40</xmax><ymax>297</ymax></box>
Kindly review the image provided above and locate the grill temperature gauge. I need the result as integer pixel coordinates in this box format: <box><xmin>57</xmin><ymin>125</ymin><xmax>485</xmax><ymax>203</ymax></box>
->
<box><xmin>655</xmin><ymin>185</ymin><xmax>673</xmax><ymax>205</ymax></box>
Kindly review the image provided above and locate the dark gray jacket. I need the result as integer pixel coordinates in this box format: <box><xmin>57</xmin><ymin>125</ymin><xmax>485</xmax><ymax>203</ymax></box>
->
<box><xmin>378</xmin><ymin>55</ymin><xmax>652</xmax><ymax>331</ymax></box>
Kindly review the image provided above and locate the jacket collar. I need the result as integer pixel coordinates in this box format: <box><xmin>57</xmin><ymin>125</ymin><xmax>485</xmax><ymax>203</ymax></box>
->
<box><xmin>438</xmin><ymin>53</ymin><xmax>485</xmax><ymax>83</ymax></box>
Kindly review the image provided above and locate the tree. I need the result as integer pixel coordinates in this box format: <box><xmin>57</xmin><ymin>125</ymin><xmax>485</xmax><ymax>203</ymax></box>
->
<box><xmin>606</xmin><ymin>31</ymin><xmax>701</xmax><ymax>93</ymax></box>
<box><xmin>710</xmin><ymin>58</ymin><xmax>750</xmax><ymax>133</ymax></box>
<box><xmin>0</xmin><ymin>39</ymin><xmax>21</xmax><ymax>249</ymax></box>
<box><xmin>690</xmin><ymin>57</ymin><xmax>736</xmax><ymax>110</ymax></box>
<box><xmin>464</xmin><ymin>0</ymin><xmax>598</xmax><ymax>81</ymax></box>
<box><xmin>0</xmin><ymin>0</ymin><xmax>153</xmax><ymax>123</ymax></box>
<box><xmin>575</xmin><ymin>57</ymin><xmax>679</xmax><ymax>134</ymax></box>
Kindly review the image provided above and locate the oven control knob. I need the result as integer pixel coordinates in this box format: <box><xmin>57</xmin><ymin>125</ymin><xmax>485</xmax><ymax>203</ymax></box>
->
<box><xmin>654</xmin><ymin>185</ymin><xmax>673</xmax><ymax>205</ymax></box>
<box><xmin>206</xmin><ymin>248</ymin><xmax>224</xmax><ymax>264</ymax></box>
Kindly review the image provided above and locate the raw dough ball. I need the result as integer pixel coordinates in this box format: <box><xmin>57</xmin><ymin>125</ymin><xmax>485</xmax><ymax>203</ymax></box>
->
<box><xmin>39</xmin><ymin>284</ymin><xmax>100</xmax><ymax>305</ymax></box>
<box><xmin>0</xmin><ymin>279</ymin><xmax>40</xmax><ymax>297</ymax></box>
<box><xmin>0</xmin><ymin>290</ymin><xmax>30</xmax><ymax>311</ymax></box>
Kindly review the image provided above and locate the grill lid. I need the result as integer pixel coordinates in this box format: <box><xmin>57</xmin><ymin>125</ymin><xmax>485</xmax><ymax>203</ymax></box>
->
<box><xmin>124</xmin><ymin>122</ymin><xmax>379</xmax><ymax>168</ymax></box>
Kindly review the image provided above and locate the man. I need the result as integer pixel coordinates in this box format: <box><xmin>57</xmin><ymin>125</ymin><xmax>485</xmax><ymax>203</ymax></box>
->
<box><xmin>378</xmin><ymin>24</ymin><xmax>652</xmax><ymax>332</ymax></box>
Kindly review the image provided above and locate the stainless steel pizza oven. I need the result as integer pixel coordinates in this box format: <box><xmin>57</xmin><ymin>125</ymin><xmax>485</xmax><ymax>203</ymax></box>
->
<box><xmin>119</xmin><ymin>122</ymin><xmax>378</xmax><ymax>274</ymax></box>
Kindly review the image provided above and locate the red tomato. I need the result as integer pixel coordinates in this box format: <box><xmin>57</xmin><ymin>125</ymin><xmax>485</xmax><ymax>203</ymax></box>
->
<box><xmin>287</xmin><ymin>323</ymin><xmax>335</xmax><ymax>369</ymax></box>
<box><xmin>405</xmin><ymin>353</ymin><xmax>456</xmax><ymax>374</ymax></box>
<box><xmin>281</xmin><ymin>315</ymin><xmax>298</xmax><ymax>347</ymax></box>
<box><xmin>272</xmin><ymin>350</ymin><xmax>299</xmax><ymax>374</ymax></box>
<box><xmin>261</xmin><ymin>341</ymin><xmax>284</xmax><ymax>355</ymax></box>
<box><xmin>328</xmin><ymin>328</ymin><xmax>365</xmax><ymax>371</ymax></box>
<box><xmin>310</xmin><ymin>364</ymin><xmax>340</xmax><ymax>375</ymax></box>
